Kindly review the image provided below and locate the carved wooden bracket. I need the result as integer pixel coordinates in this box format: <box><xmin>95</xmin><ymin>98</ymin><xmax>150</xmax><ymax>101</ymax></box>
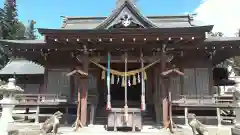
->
<box><xmin>161</xmin><ymin>68</ymin><xmax>184</xmax><ymax>77</ymax></box>
<box><xmin>66</xmin><ymin>69</ymin><xmax>88</xmax><ymax>77</ymax></box>
<box><xmin>40</xmin><ymin>52</ymin><xmax>50</xmax><ymax>61</ymax></box>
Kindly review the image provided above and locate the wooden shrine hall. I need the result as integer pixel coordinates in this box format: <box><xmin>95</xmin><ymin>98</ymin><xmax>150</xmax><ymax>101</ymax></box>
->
<box><xmin>1</xmin><ymin>0</ymin><xmax>240</xmax><ymax>131</ymax></box>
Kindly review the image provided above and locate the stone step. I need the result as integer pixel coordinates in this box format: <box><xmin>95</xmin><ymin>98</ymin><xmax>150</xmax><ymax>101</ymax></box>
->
<box><xmin>9</xmin><ymin>123</ymin><xmax>41</xmax><ymax>130</ymax></box>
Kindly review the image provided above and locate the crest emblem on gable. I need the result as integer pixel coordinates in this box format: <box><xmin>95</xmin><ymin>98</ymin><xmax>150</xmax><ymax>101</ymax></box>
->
<box><xmin>121</xmin><ymin>13</ymin><xmax>132</xmax><ymax>27</ymax></box>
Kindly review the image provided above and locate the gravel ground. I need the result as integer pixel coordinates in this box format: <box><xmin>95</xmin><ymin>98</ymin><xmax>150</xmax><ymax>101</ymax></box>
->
<box><xmin>12</xmin><ymin>124</ymin><xmax>233</xmax><ymax>135</ymax></box>
<box><xmin>58</xmin><ymin>125</ymin><xmax>233</xmax><ymax>135</ymax></box>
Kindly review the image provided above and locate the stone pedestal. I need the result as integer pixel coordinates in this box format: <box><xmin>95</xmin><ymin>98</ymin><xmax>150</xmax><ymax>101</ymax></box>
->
<box><xmin>0</xmin><ymin>78</ymin><xmax>23</xmax><ymax>135</ymax></box>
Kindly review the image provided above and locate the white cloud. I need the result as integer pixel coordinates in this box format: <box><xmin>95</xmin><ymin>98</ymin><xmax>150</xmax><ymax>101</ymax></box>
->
<box><xmin>195</xmin><ymin>0</ymin><xmax>240</xmax><ymax>37</ymax></box>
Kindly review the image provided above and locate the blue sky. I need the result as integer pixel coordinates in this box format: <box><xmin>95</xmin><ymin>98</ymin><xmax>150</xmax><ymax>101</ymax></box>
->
<box><xmin>0</xmin><ymin>0</ymin><xmax>202</xmax><ymax>29</ymax></box>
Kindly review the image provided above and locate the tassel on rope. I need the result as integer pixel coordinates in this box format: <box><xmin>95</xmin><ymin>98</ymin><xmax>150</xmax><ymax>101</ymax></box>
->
<box><xmin>128</xmin><ymin>76</ymin><xmax>131</xmax><ymax>86</ymax></box>
<box><xmin>121</xmin><ymin>76</ymin><xmax>125</xmax><ymax>87</ymax></box>
<box><xmin>111</xmin><ymin>74</ymin><xmax>114</xmax><ymax>84</ymax></box>
<box><xmin>144</xmin><ymin>71</ymin><xmax>147</xmax><ymax>80</ymax></box>
<box><xmin>137</xmin><ymin>72</ymin><xmax>141</xmax><ymax>83</ymax></box>
<box><xmin>101</xmin><ymin>70</ymin><xmax>105</xmax><ymax>80</ymax></box>
<box><xmin>133</xmin><ymin>75</ymin><xmax>137</xmax><ymax>85</ymax></box>
<box><xmin>117</xmin><ymin>76</ymin><xmax>120</xmax><ymax>84</ymax></box>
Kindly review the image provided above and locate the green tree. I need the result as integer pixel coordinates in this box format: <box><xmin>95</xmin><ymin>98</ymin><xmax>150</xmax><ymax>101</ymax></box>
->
<box><xmin>0</xmin><ymin>8</ymin><xmax>11</xmax><ymax>39</ymax></box>
<box><xmin>215</xmin><ymin>30</ymin><xmax>240</xmax><ymax>75</ymax></box>
<box><xmin>0</xmin><ymin>0</ymin><xmax>27</xmax><ymax>67</ymax></box>
<box><xmin>2</xmin><ymin>0</ymin><xmax>18</xmax><ymax>39</ymax></box>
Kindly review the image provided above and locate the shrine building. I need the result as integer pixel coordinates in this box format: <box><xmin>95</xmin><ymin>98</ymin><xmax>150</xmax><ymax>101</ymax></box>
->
<box><xmin>0</xmin><ymin>0</ymin><xmax>240</xmax><ymax>131</ymax></box>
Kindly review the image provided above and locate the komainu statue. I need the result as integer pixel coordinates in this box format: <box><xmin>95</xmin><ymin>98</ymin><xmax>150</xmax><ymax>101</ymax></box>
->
<box><xmin>40</xmin><ymin>111</ymin><xmax>63</xmax><ymax>135</ymax></box>
<box><xmin>188</xmin><ymin>113</ymin><xmax>208</xmax><ymax>135</ymax></box>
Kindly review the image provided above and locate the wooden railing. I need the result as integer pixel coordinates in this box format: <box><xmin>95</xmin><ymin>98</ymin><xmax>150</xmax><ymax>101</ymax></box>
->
<box><xmin>172</xmin><ymin>95</ymin><xmax>216</xmax><ymax>105</ymax></box>
<box><xmin>170</xmin><ymin>94</ymin><xmax>235</xmax><ymax>126</ymax></box>
<box><xmin>13</xmin><ymin>91</ymin><xmax>97</xmax><ymax>123</ymax></box>
<box><xmin>15</xmin><ymin>94</ymin><xmax>68</xmax><ymax>105</ymax></box>
<box><xmin>172</xmin><ymin>94</ymin><xmax>234</xmax><ymax>105</ymax></box>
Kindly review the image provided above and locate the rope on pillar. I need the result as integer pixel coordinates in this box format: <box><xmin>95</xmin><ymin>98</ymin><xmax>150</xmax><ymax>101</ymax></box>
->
<box><xmin>124</xmin><ymin>52</ymin><xmax>128</xmax><ymax>122</ymax></box>
<box><xmin>106</xmin><ymin>52</ymin><xmax>112</xmax><ymax>111</ymax></box>
<box><xmin>140</xmin><ymin>49</ymin><xmax>146</xmax><ymax>111</ymax></box>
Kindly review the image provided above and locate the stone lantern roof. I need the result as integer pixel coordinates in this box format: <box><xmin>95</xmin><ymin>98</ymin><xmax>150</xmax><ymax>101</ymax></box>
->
<box><xmin>0</xmin><ymin>78</ymin><xmax>23</xmax><ymax>93</ymax></box>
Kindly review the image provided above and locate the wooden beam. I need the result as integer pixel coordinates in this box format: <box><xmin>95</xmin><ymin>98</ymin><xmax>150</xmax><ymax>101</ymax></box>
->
<box><xmin>45</xmin><ymin>31</ymin><xmax>204</xmax><ymax>41</ymax></box>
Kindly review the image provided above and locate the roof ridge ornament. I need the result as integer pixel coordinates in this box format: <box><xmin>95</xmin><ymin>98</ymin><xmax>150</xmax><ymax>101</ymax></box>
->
<box><xmin>116</xmin><ymin>0</ymin><xmax>137</xmax><ymax>8</ymax></box>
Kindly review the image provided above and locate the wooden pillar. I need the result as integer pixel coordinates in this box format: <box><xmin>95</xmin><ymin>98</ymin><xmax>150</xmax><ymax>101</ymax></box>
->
<box><xmin>35</xmin><ymin>95</ymin><xmax>40</xmax><ymax>124</ymax></box>
<box><xmin>216</xmin><ymin>108</ymin><xmax>221</xmax><ymax>126</ymax></box>
<box><xmin>80</xmin><ymin>56</ymin><xmax>89</xmax><ymax>126</ymax></box>
<box><xmin>43</xmin><ymin>66</ymin><xmax>48</xmax><ymax>94</ymax></box>
<box><xmin>89</xmin><ymin>104</ymin><xmax>95</xmax><ymax>126</ymax></box>
<box><xmin>154</xmin><ymin>66</ymin><xmax>161</xmax><ymax>124</ymax></box>
<box><xmin>24</xmin><ymin>108</ymin><xmax>29</xmax><ymax>121</ymax></box>
<box><xmin>70</xmin><ymin>74</ymin><xmax>75</xmax><ymax>103</ymax></box>
<box><xmin>35</xmin><ymin>106</ymin><xmax>40</xmax><ymax>123</ymax></box>
<box><xmin>65</xmin><ymin>107</ymin><xmax>69</xmax><ymax>124</ymax></box>
<box><xmin>208</xmin><ymin>61</ymin><xmax>213</xmax><ymax>95</ymax></box>
<box><xmin>184</xmin><ymin>107</ymin><xmax>188</xmax><ymax>125</ymax></box>
<box><xmin>179</xmin><ymin>57</ymin><xmax>184</xmax><ymax>95</ymax></box>
<box><xmin>161</xmin><ymin>44</ymin><xmax>169</xmax><ymax>128</ymax></box>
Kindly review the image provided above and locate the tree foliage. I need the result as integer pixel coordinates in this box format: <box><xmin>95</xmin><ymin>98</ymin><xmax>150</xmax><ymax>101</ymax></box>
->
<box><xmin>214</xmin><ymin>30</ymin><xmax>240</xmax><ymax>75</ymax></box>
<box><xmin>0</xmin><ymin>0</ymin><xmax>27</xmax><ymax>68</ymax></box>
<box><xmin>1</xmin><ymin>0</ymin><xmax>26</xmax><ymax>40</ymax></box>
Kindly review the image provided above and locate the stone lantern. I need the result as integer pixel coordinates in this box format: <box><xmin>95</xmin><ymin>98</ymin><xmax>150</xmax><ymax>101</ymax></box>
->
<box><xmin>0</xmin><ymin>78</ymin><xmax>23</xmax><ymax>135</ymax></box>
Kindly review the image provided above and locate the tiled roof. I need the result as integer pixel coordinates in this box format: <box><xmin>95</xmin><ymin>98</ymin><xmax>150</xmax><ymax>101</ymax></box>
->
<box><xmin>0</xmin><ymin>59</ymin><xmax>44</xmax><ymax>75</ymax></box>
